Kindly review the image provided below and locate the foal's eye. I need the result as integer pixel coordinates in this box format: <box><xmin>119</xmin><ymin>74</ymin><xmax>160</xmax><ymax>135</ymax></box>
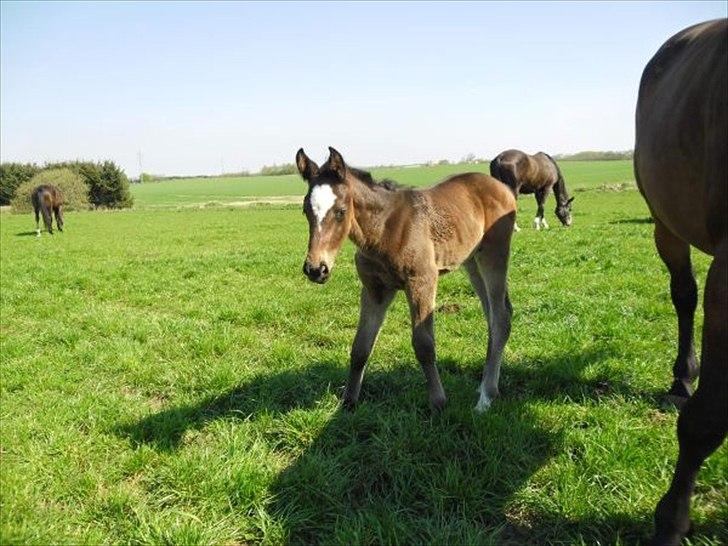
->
<box><xmin>334</xmin><ymin>209</ymin><xmax>346</xmax><ymax>221</ymax></box>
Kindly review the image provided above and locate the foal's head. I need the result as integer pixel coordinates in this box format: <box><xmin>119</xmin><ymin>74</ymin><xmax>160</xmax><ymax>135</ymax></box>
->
<box><xmin>555</xmin><ymin>196</ymin><xmax>575</xmax><ymax>226</ymax></box>
<box><xmin>297</xmin><ymin>147</ymin><xmax>355</xmax><ymax>284</ymax></box>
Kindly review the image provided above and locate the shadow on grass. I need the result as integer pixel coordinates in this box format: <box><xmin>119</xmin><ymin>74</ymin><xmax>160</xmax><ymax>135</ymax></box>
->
<box><xmin>14</xmin><ymin>231</ymin><xmax>40</xmax><ymax>237</ymax></box>
<box><xmin>610</xmin><ymin>217</ymin><xmax>654</xmax><ymax>225</ymax></box>
<box><xmin>115</xmin><ymin>346</ymin><xmax>686</xmax><ymax>544</ymax></box>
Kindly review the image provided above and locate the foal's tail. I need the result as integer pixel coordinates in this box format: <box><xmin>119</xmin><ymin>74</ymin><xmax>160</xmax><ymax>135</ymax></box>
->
<box><xmin>489</xmin><ymin>157</ymin><xmax>519</xmax><ymax>197</ymax></box>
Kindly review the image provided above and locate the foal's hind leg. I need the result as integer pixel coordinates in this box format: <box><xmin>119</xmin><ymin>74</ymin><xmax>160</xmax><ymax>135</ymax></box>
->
<box><xmin>342</xmin><ymin>285</ymin><xmax>396</xmax><ymax>409</ymax></box>
<box><xmin>473</xmin><ymin>220</ymin><xmax>514</xmax><ymax>412</ymax></box>
<box><xmin>652</xmin><ymin>244</ymin><xmax>728</xmax><ymax>546</ymax></box>
<box><xmin>405</xmin><ymin>273</ymin><xmax>446</xmax><ymax>410</ymax></box>
<box><xmin>654</xmin><ymin>219</ymin><xmax>699</xmax><ymax>406</ymax></box>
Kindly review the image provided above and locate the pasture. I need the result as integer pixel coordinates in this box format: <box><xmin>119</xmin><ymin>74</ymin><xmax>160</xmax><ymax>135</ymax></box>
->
<box><xmin>0</xmin><ymin>161</ymin><xmax>725</xmax><ymax>545</ymax></box>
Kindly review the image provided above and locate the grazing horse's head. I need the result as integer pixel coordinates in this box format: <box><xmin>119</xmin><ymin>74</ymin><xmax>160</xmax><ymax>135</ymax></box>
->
<box><xmin>297</xmin><ymin>147</ymin><xmax>355</xmax><ymax>284</ymax></box>
<box><xmin>555</xmin><ymin>196</ymin><xmax>575</xmax><ymax>226</ymax></box>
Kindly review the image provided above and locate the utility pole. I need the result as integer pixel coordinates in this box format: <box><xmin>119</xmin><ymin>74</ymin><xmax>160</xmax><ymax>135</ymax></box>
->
<box><xmin>137</xmin><ymin>150</ymin><xmax>143</xmax><ymax>182</ymax></box>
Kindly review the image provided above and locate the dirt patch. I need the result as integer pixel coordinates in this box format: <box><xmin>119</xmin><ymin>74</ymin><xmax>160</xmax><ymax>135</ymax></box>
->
<box><xmin>437</xmin><ymin>303</ymin><xmax>462</xmax><ymax>314</ymax></box>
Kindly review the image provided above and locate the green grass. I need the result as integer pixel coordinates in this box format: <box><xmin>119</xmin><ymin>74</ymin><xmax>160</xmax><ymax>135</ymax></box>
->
<box><xmin>129</xmin><ymin>160</ymin><xmax>635</xmax><ymax>208</ymax></box>
<box><xmin>1</xmin><ymin>168</ymin><xmax>726</xmax><ymax>545</ymax></box>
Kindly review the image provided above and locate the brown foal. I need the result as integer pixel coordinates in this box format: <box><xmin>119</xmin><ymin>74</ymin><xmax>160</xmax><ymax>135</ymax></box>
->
<box><xmin>297</xmin><ymin>147</ymin><xmax>517</xmax><ymax>412</ymax></box>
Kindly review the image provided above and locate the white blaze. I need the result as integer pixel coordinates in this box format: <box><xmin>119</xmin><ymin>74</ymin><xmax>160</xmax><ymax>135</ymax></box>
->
<box><xmin>309</xmin><ymin>184</ymin><xmax>336</xmax><ymax>229</ymax></box>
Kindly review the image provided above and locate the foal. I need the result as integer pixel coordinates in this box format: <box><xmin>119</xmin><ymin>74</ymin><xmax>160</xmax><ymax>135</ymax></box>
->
<box><xmin>31</xmin><ymin>184</ymin><xmax>64</xmax><ymax>236</ymax></box>
<box><xmin>490</xmin><ymin>149</ymin><xmax>574</xmax><ymax>230</ymax></box>
<box><xmin>297</xmin><ymin>147</ymin><xmax>516</xmax><ymax>411</ymax></box>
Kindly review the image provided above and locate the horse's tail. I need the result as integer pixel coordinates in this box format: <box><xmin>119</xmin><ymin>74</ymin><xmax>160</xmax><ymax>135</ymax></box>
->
<box><xmin>489</xmin><ymin>156</ymin><xmax>519</xmax><ymax>197</ymax></box>
<box><xmin>36</xmin><ymin>188</ymin><xmax>54</xmax><ymax>233</ymax></box>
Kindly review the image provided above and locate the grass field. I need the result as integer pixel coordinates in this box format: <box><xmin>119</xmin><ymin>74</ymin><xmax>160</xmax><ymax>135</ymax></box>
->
<box><xmin>129</xmin><ymin>160</ymin><xmax>635</xmax><ymax>208</ymax></box>
<box><xmin>1</xmin><ymin>162</ymin><xmax>726</xmax><ymax>545</ymax></box>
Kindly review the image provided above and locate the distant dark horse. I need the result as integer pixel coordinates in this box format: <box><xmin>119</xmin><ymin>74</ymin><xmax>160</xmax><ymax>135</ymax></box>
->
<box><xmin>490</xmin><ymin>149</ymin><xmax>574</xmax><ymax>231</ymax></box>
<box><xmin>32</xmin><ymin>185</ymin><xmax>64</xmax><ymax>236</ymax></box>
<box><xmin>635</xmin><ymin>19</ymin><xmax>726</xmax><ymax>546</ymax></box>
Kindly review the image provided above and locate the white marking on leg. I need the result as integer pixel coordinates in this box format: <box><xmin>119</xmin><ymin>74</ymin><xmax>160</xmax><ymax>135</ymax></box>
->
<box><xmin>309</xmin><ymin>184</ymin><xmax>336</xmax><ymax>231</ymax></box>
<box><xmin>513</xmin><ymin>222</ymin><xmax>521</xmax><ymax>232</ymax></box>
<box><xmin>474</xmin><ymin>383</ymin><xmax>492</xmax><ymax>413</ymax></box>
<box><xmin>533</xmin><ymin>217</ymin><xmax>541</xmax><ymax>230</ymax></box>
<box><xmin>36</xmin><ymin>228</ymin><xmax>41</xmax><ymax>237</ymax></box>
<box><xmin>542</xmin><ymin>218</ymin><xmax>549</xmax><ymax>229</ymax></box>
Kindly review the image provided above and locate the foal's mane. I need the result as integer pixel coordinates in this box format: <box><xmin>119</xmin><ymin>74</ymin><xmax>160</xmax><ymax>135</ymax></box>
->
<box><xmin>348</xmin><ymin>166</ymin><xmax>403</xmax><ymax>192</ymax></box>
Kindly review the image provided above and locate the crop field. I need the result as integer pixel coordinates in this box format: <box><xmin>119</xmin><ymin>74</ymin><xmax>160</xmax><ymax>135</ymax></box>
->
<box><xmin>1</xmin><ymin>161</ymin><xmax>726</xmax><ymax>545</ymax></box>
<box><xmin>130</xmin><ymin>160</ymin><xmax>635</xmax><ymax>208</ymax></box>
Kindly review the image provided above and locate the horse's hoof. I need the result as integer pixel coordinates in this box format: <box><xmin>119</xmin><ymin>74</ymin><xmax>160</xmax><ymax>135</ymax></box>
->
<box><xmin>430</xmin><ymin>395</ymin><xmax>447</xmax><ymax>412</ymax></box>
<box><xmin>663</xmin><ymin>393</ymin><xmax>689</xmax><ymax>410</ymax></box>
<box><xmin>341</xmin><ymin>397</ymin><xmax>358</xmax><ymax>412</ymax></box>
<box><xmin>474</xmin><ymin>397</ymin><xmax>492</xmax><ymax>413</ymax></box>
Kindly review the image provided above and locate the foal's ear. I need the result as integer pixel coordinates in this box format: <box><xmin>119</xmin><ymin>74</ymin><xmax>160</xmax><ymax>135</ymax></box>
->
<box><xmin>567</xmin><ymin>196</ymin><xmax>575</xmax><ymax>204</ymax></box>
<box><xmin>327</xmin><ymin>146</ymin><xmax>346</xmax><ymax>180</ymax></box>
<box><xmin>296</xmin><ymin>148</ymin><xmax>319</xmax><ymax>182</ymax></box>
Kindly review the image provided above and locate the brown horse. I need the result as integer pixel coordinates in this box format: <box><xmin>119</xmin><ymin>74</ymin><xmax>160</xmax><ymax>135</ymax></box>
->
<box><xmin>297</xmin><ymin>147</ymin><xmax>516</xmax><ymax>411</ymax></box>
<box><xmin>32</xmin><ymin>184</ymin><xmax>64</xmax><ymax>236</ymax></box>
<box><xmin>634</xmin><ymin>19</ymin><xmax>727</xmax><ymax>546</ymax></box>
<box><xmin>490</xmin><ymin>149</ymin><xmax>573</xmax><ymax>230</ymax></box>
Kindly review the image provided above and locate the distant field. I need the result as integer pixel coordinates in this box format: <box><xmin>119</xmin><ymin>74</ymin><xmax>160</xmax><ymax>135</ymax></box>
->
<box><xmin>2</xmin><ymin>160</ymin><xmax>725</xmax><ymax>545</ymax></box>
<box><xmin>130</xmin><ymin>160</ymin><xmax>635</xmax><ymax>208</ymax></box>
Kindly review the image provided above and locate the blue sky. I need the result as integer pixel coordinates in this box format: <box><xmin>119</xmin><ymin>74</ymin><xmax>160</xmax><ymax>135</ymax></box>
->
<box><xmin>1</xmin><ymin>1</ymin><xmax>725</xmax><ymax>176</ymax></box>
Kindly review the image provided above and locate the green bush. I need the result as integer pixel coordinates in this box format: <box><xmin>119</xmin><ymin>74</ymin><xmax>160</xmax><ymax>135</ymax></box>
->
<box><xmin>11</xmin><ymin>168</ymin><xmax>90</xmax><ymax>213</ymax></box>
<box><xmin>0</xmin><ymin>163</ymin><xmax>41</xmax><ymax>205</ymax></box>
<box><xmin>45</xmin><ymin>160</ymin><xmax>133</xmax><ymax>208</ymax></box>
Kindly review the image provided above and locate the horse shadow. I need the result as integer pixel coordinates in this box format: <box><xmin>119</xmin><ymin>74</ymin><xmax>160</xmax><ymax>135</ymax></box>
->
<box><xmin>115</xmin><ymin>348</ymin><xmax>684</xmax><ymax>545</ymax></box>
<box><xmin>14</xmin><ymin>231</ymin><xmax>39</xmax><ymax>237</ymax></box>
<box><xmin>609</xmin><ymin>217</ymin><xmax>654</xmax><ymax>225</ymax></box>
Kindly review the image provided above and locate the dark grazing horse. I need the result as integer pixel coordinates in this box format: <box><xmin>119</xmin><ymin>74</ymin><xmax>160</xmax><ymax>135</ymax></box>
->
<box><xmin>634</xmin><ymin>19</ymin><xmax>727</xmax><ymax>546</ymax></box>
<box><xmin>32</xmin><ymin>184</ymin><xmax>64</xmax><ymax>236</ymax></box>
<box><xmin>490</xmin><ymin>149</ymin><xmax>574</xmax><ymax>230</ymax></box>
<box><xmin>297</xmin><ymin>147</ymin><xmax>516</xmax><ymax>412</ymax></box>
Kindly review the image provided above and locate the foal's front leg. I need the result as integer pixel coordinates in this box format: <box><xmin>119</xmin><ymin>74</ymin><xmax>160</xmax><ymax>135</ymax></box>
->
<box><xmin>406</xmin><ymin>275</ymin><xmax>446</xmax><ymax>410</ymax></box>
<box><xmin>342</xmin><ymin>286</ymin><xmax>396</xmax><ymax>409</ymax></box>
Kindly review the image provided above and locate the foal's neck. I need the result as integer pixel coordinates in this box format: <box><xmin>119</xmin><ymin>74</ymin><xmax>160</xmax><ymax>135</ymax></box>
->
<box><xmin>348</xmin><ymin>176</ymin><xmax>397</xmax><ymax>251</ymax></box>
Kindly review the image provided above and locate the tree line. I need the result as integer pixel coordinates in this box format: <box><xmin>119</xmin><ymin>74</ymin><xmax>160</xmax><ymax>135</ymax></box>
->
<box><xmin>0</xmin><ymin>160</ymin><xmax>133</xmax><ymax>208</ymax></box>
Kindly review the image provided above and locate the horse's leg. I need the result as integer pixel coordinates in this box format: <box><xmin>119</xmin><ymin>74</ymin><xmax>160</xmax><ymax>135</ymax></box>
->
<box><xmin>654</xmin><ymin>219</ymin><xmax>699</xmax><ymax>405</ymax></box>
<box><xmin>652</xmin><ymin>242</ymin><xmax>728</xmax><ymax>546</ymax></box>
<box><xmin>534</xmin><ymin>188</ymin><xmax>550</xmax><ymax>229</ymax></box>
<box><xmin>342</xmin><ymin>286</ymin><xmax>396</xmax><ymax>409</ymax></box>
<box><xmin>473</xmin><ymin>218</ymin><xmax>514</xmax><ymax>412</ymax></box>
<box><xmin>405</xmin><ymin>274</ymin><xmax>446</xmax><ymax>410</ymax></box>
<box><xmin>54</xmin><ymin>206</ymin><xmax>64</xmax><ymax>232</ymax></box>
<box><xmin>34</xmin><ymin>205</ymin><xmax>41</xmax><ymax>237</ymax></box>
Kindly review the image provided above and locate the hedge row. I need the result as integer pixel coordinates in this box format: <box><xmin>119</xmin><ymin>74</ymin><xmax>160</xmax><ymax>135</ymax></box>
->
<box><xmin>0</xmin><ymin>160</ymin><xmax>133</xmax><ymax>209</ymax></box>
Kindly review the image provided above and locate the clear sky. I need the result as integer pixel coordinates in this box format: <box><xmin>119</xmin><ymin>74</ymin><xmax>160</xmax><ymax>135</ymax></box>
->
<box><xmin>1</xmin><ymin>1</ymin><xmax>725</xmax><ymax>176</ymax></box>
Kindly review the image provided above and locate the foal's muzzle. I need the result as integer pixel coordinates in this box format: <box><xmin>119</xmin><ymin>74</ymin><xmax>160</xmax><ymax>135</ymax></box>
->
<box><xmin>303</xmin><ymin>261</ymin><xmax>330</xmax><ymax>284</ymax></box>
